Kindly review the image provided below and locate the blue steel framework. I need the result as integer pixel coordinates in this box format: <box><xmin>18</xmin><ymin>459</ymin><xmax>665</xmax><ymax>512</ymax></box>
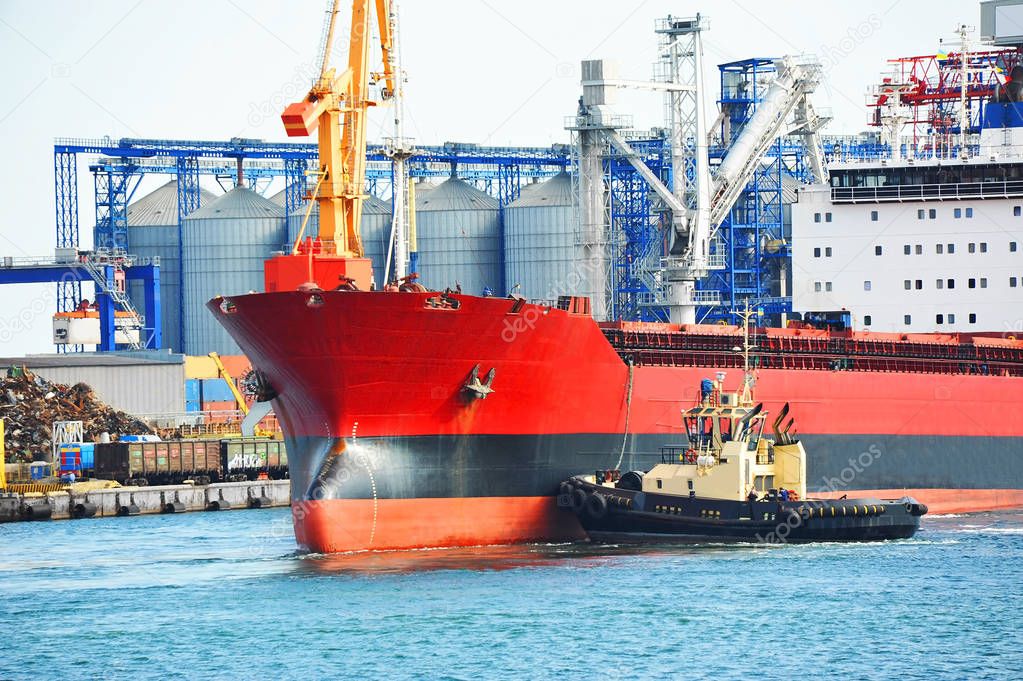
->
<box><xmin>0</xmin><ymin>262</ymin><xmax>160</xmax><ymax>351</ymax></box>
<box><xmin>606</xmin><ymin>136</ymin><xmax>670</xmax><ymax>323</ymax></box>
<box><xmin>602</xmin><ymin>59</ymin><xmax>806</xmax><ymax>324</ymax></box>
<box><xmin>699</xmin><ymin>58</ymin><xmax>789</xmax><ymax>323</ymax></box>
<box><xmin>51</xmin><ymin>138</ymin><xmax>568</xmax><ymax>351</ymax></box>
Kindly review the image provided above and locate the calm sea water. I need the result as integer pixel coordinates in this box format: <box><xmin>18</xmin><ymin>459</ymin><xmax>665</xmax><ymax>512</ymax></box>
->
<box><xmin>1</xmin><ymin>508</ymin><xmax>1020</xmax><ymax>680</ymax></box>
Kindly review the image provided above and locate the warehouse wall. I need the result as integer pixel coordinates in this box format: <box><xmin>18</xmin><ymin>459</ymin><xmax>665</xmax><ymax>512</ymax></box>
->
<box><xmin>28</xmin><ymin>363</ymin><xmax>185</xmax><ymax>416</ymax></box>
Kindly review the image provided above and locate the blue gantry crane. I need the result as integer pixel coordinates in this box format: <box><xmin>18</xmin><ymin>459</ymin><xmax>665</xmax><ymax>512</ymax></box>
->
<box><xmin>49</xmin><ymin>137</ymin><xmax>570</xmax><ymax>352</ymax></box>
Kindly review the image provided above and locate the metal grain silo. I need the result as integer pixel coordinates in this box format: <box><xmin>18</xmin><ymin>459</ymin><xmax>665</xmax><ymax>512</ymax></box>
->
<box><xmin>181</xmin><ymin>186</ymin><xmax>285</xmax><ymax>354</ymax></box>
<box><xmin>127</xmin><ymin>180</ymin><xmax>217</xmax><ymax>351</ymax></box>
<box><xmin>359</xmin><ymin>195</ymin><xmax>393</xmax><ymax>287</ymax></box>
<box><xmin>503</xmin><ymin>172</ymin><xmax>577</xmax><ymax>302</ymax></box>
<box><xmin>414</xmin><ymin>176</ymin><xmax>501</xmax><ymax>295</ymax></box>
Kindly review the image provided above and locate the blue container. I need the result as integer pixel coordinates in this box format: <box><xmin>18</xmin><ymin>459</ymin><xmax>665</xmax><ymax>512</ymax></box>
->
<box><xmin>79</xmin><ymin>443</ymin><xmax>94</xmax><ymax>470</ymax></box>
<box><xmin>185</xmin><ymin>379</ymin><xmax>201</xmax><ymax>401</ymax></box>
<box><xmin>200</xmin><ymin>378</ymin><xmax>236</xmax><ymax>403</ymax></box>
<box><xmin>29</xmin><ymin>462</ymin><xmax>49</xmax><ymax>480</ymax></box>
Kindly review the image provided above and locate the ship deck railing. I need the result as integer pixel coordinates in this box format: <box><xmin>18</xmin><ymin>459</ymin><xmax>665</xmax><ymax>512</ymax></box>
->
<box><xmin>611</xmin><ymin>347</ymin><xmax>1023</xmax><ymax>377</ymax></box>
<box><xmin>603</xmin><ymin>328</ymin><xmax>1023</xmax><ymax>366</ymax></box>
<box><xmin>831</xmin><ymin>179</ymin><xmax>1023</xmax><ymax>203</ymax></box>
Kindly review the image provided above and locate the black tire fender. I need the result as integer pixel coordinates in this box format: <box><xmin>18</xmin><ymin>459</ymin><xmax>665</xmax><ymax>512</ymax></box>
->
<box><xmin>570</xmin><ymin>487</ymin><xmax>587</xmax><ymax>513</ymax></box>
<box><xmin>585</xmin><ymin>492</ymin><xmax>609</xmax><ymax>520</ymax></box>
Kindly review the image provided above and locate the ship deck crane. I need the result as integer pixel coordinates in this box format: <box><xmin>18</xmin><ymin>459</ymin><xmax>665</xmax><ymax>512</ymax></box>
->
<box><xmin>264</xmin><ymin>0</ymin><xmax>396</xmax><ymax>293</ymax></box>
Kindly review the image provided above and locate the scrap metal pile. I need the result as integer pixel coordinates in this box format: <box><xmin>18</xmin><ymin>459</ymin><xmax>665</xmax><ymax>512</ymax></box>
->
<box><xmin>1</xmin><ymin>368</ymin><xmax>153</xmax><ymax>462</ymax></box>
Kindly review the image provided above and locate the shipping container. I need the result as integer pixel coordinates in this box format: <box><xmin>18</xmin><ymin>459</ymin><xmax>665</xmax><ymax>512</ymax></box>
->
<box><xmin>200</xmin><ymin>378</ymin><xmax>237</xmax><ymax>403</ymax></box>
<box><xmin>185</xmin><ymin>379</ymin><xmax>201</xmax><ymax>412</ymax></box>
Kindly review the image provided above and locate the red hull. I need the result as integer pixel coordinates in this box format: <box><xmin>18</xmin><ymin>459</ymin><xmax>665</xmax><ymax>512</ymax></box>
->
<box><xmin>292</xmin><ymin>497</ymin><xmax>586</xmax><ymax>553</ymax></box>
<box><xmin>209</xmin><ymin>290</ymin><xmax>1023</xmax><ymax>553</ymax></box>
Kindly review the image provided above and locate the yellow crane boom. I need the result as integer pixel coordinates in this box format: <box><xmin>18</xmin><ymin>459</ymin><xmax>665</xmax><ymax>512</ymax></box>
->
<box><xmin>281</xmin><ymin>0</ymin><xmax>395</xmax><ymax>258</ymax></box>
<box><xmin>208</xmin><ymin>352</ymin><xmax>249</xmax><ymax>415</ymax></box>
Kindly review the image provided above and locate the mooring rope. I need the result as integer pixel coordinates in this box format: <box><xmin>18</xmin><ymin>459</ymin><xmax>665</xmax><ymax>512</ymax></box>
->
<box><xmin>615</xmin><ymin>360</ymin><xmax>635</xmax><ymax>471</ymax></box>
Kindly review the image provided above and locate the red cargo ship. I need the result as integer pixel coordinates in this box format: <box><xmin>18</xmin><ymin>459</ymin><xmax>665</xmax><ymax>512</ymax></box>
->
<box><xmin>210</xmin><ymin>290</ymin><xmax>1023</xmax><ymax>553</ymax></box>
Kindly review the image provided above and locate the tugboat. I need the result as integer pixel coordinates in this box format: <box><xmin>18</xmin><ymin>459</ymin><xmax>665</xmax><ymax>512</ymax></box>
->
<box><xmin>560</xmin><ymin>308</ymin><xmax>928</xmax><ymax>544</ymax></box>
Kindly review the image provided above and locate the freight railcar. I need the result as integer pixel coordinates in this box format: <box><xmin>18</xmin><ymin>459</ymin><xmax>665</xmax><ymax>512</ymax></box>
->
<box><xmin>92</xmin><ymin>438</ymin><xmax>288</xmax><ymax>486</ymax></box>
<box><xmin>220</xmin><ymin>438</ymin><xmax>288</xmax><ymax>482</ymax></box>
<box><xmin>94</xmin><ymin>440</ymin><xmax>222</xmax><ymax>486</ymax></box>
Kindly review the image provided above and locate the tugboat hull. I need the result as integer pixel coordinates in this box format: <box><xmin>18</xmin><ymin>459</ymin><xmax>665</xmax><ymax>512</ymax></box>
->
<box><xmin>563</xmin><ymin>478</ymin><xmax>926</xmax><ymax>544</ymax></box>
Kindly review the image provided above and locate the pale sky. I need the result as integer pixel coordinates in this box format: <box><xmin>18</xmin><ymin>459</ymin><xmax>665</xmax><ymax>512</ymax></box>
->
<box><xmin>0</xmin><ymin>0</ymin><xmax>979</xmax><ymax>356</ymax></box>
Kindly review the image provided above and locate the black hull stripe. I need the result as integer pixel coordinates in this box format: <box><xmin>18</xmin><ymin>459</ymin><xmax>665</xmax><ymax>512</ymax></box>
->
<box><xmin>285</xmin><ymin>433</ymin><xmax>1023</xmax><ymax>501</ymax></box>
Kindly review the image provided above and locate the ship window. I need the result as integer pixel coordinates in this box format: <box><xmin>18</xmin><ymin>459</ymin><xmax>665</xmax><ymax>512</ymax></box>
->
<box><xmin>915</xmin><ymin>244</ymin><xmax>923</xmax><ymax>255</ymax></box>
<box><xmin>949</xmin><ymin>313</ymin><xmax>956</xmax><ymax>324</ymax></box>
<box><xmin>825</xmin><ymin>281</ymin><xmax>833</xmax><ymax>292</ymax></box>
<box><xmin>871</xmin><ymin>210</ymin><xmax>878</xmax><ymax>221</ymax></box>
<box><xmin>814</xmin><ymin>247</ymin><xmax>821</xmax><ymax>258</ymax></box>
<box><xmin>969</xmin><ymin>313</ymin><xmax>977</xmax><ymax>324</ymax></box>
<box><xmin>1015</xmin><ymin>206</ymin><xmax>1021</xmax><ymax>217</ymax></box>
<box><xmin>657</xmin><ymin>479</ymin><xmax>662</xmax><ymax>489</ymax></box>
<box><xmin>929</xmin><ymin>209</ymin><xmax>937</xmax><ymax>219</ymax></box>
<box><xmin>981</xmin><ymin>278</ymin><xmax>988</xmax><ymax>288</ymax></box>
<box><xmin>936</xmin><ymin>279</ymin><xmax>944</xmax><ymax>289</ymax></box>
<box><xmin>917</xmin><ymin>209</ymin><xmax>925</xmax><ymax>220</ymax></box>
<box><xmin>948</xmin><ymin>279</ymin><xmax>955</xmax><ymax>289</ymax></box>
<box><xmin>969</xmin><ymin>242</ymin><xmax>976</xmax><ymax>253</ymax></box>
<box><xmin>915</xmin><ymin>280</ymin><xmax>923</xmax><ymax>290</ymax></box>
<box><xmin>864</xmin><ymin>280</ymin><xmax>871</xmax><ymax>291</ymax></box>
<box><xmin>825</xmin><ymin>247</ymin><xmax>833</xmax><ymax>257</ymax></box>
<box><xmin>904</xmin><ymin>280</ymin><xmax>911</xmax><ymax>290</ymax></box>
<box><xmin>1012</xmin><ymin>277</ymin><xmax>1018</xmax><ymax>287</ymax></box>
<box><xmin>825</xmin><ymin>212</ymin><xmax>833</xmax><ymax>223</ymax></box>
<box><xmin>948</xmin><ymin>243</ymin><xmax>955</xmax><ymax>254</ymax></box>
<box><xmin>904</xmin><ymin>244</ymin><xmax>911</xmax><ymax>255</ymax></box>
<box><xmin>814</xmin><ymin>281</ymin><xmax>822</xmax><ymax>292</ymax></box>
<box><xmin>966</xmin><ymin>207</ymin><xmax>974</xmax><ymax>218</ymax></box>
<box><xmin>875</xmin><ymin>245</ymin><xmax>883</xmax><ymax>256</ymax></box>
<box><xmin>904</xmin><ymin>314</ymin><xmax>912</xmax><ymax>325</ymax></box>
<box><xmin>936</xmin><ymin>314</ymin><xmax>944</xmax><ymax>324</ymax></box>
<box><xmin>980</xmin><ymin>242</ymin><xmax>988</xmax><ymax>253</ymax></box>
<box><xmin>936</xmin><ymin>244</ymin><xmax>944</xmax><ymax>254</ymax></box>
<box><xmin>814</xmin><ymin>212</ymin><xmax>822</xmax><ymax>223</ymax></box>
<box><xmin>864</xmin><ymin>315</ymin><xmax>872</xmax><ymax>326</ymax></box>
<box><xmin>969</xmin><ymin>278</ymin><xmax>976</xmax><ymax>289</ymax></box>
<box><xmin>954</xmin><ymin>208</ymin><xmax>962</xmax><ymax>218</ymax></box>
<box><xmin>1012</xmin><ymin>241</ymin><xmax>1018</xmax><ymax>252</ymax></box>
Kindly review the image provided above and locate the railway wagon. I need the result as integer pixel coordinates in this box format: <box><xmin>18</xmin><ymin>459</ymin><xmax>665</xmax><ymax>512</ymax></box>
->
<box><xmin>93</xmin><ymin>440</ymin><xmax>221</xmax><ymax>486</ymax></box>
<box><xmin>220</xmin><ymin>438</ymin><xmax>288</xmax><ymax>481</ymax></box>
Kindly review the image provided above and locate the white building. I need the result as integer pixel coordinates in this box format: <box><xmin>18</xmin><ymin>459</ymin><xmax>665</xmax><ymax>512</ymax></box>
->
<box><xmin>792</xmin><ymin>155</ymin><xmax>1023</xmax><ymax>334</ymax></box>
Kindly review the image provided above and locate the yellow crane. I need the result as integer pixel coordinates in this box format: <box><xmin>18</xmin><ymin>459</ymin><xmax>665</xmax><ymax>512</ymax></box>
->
<box><xmin>264</xmin><ymin>0</ymin><xmax>396</xmax><ymax>295</ymax></box>
<box><xmin>208</xmin><ymin>352</ymin><xmax>250</xmax><ymax>415</ymax></box>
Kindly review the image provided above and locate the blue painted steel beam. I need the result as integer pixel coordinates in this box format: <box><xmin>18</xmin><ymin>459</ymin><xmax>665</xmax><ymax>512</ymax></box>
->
<box><xmin>0</xmin><ymin>263</ymin><xmax>161</xmax><ymax>350</ymax></box>
<box><xmin>53</xmin><ymin>150</ymin><xmax>81</xmax><ymax>352</ymax></box>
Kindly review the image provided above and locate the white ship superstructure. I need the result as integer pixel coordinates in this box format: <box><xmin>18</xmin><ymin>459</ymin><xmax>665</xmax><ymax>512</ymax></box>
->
<box><xmin>793</xmin><ymin>152</ymin><xmax>1023</xmax><ymax>333</ymax></box>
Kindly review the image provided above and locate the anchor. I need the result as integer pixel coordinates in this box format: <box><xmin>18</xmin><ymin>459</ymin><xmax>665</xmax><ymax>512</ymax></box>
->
<box><xmin>462</xmin><ymin>364</ymin><xmax>496</xmax><ymax>400</ymax></box>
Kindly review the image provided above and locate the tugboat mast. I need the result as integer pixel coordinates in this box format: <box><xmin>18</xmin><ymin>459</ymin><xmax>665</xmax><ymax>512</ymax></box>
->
<box><xmin>735</xmin><ymin>301</ymin><xmax>758</xmax><ymax>406</ymax></box>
